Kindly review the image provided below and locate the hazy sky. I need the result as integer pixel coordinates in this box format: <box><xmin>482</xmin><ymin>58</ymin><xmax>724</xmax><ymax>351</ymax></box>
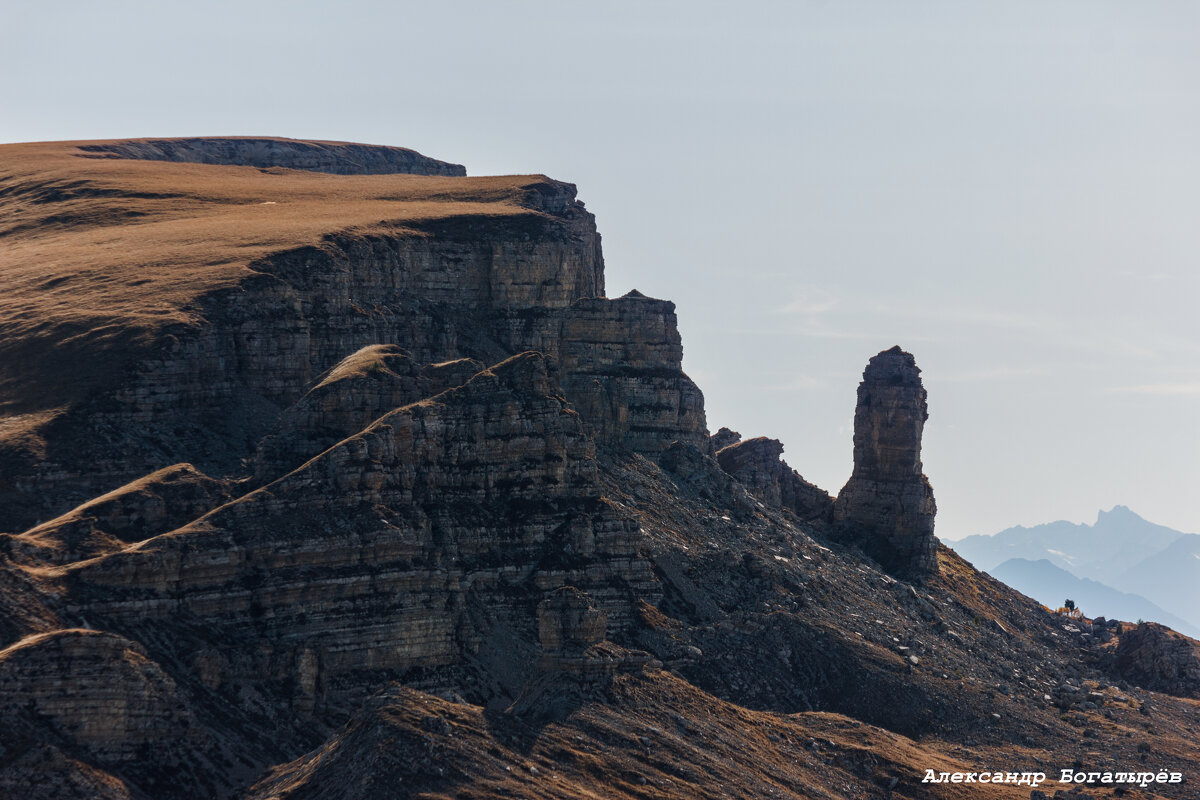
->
<box><xmin>4</xmin><ymin>1</ymin><xmax>1198</xmax><ymax>538</ymax></box>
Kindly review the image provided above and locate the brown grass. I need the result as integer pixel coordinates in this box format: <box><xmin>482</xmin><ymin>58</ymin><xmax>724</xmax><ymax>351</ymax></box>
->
<box><xmin>0</xmin><ymin>139</ymin><xmax>562</xmax><ymax>417</ymax></box>
<box><xmin>250</xmin><ymin>669</ymin><xmax>1036</xmax><ymax>800</ymax></box>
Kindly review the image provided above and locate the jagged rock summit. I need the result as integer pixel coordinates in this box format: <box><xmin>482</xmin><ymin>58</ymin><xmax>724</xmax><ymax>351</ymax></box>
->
<box><xmin>833</xmin><ymin>345</ymin><xmax>938</xmax><ymax>579</ymax></box>
<box><xmin>2</xmin><ymin>139</ymin><xmax>1199</xmax><ymax>799</ymax></box>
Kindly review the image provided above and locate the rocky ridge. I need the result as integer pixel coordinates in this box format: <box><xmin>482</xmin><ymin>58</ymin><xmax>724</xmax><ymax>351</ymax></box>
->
<box><xmin>0</xmin><ymin>139</ymin><xmax>1198</xmax><ymax>799</ymax></box>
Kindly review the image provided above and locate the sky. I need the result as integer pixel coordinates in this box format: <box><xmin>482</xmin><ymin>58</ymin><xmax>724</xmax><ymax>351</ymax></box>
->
<box><xmin>3</xmin><ymin>1</ymin><xmax>1198</xmax><ymax>539</ymax></box>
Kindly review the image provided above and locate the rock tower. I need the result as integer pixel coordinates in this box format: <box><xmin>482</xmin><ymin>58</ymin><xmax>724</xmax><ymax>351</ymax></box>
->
<box><xmin>833</xmin><ymin>346</ymin><xmax>938</xmax><ymax>579</ymax></box>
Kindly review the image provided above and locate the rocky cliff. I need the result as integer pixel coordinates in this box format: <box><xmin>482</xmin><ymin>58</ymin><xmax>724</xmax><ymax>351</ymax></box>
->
<box><xmin>1</xmin><ymin>139</ymin><xmax>1198</xmax><ymax>800</ymax></box>
<box><xmin>0</xmin><ymin>139</ymin><xmax>699</xmax><ymax>532</ymax></box>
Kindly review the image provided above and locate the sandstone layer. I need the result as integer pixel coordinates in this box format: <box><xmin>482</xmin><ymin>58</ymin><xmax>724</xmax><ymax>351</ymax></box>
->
<box><xmin>70</xmin><ymin>353</ymin><xmax>658</xmax><ymax>695</ymax></box>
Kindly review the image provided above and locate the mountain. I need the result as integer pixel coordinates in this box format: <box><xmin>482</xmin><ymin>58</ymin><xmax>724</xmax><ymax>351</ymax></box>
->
<box><xmin>950</xmin><ymin>507</ymin><xmax>1200</xmax><ymax>633</ymax></box>
<box><xmin>1117</xmin><ymin>533</ymin><xmax>1200</xmax><ymax>632</ymax></box>
<box><xmin>2</xmin><ymin>138</ymin><xmax>1199</xmax><ymax>799</ymax></box>
<box><xmin>989</xmin><ymin>558</ymin><xmax>1200</xmax><ymax>639</ymax></box>
<box><xmin>950</xmin><ymin>505</ymin><xmax>1184</xmax><ymax>585</ymax></box>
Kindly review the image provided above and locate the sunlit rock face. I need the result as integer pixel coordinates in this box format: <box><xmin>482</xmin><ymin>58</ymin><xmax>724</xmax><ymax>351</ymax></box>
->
<box><xmin>833</xmin><ymin>346</ymin><xmax>938</xmax><ymax>579</ymax></box>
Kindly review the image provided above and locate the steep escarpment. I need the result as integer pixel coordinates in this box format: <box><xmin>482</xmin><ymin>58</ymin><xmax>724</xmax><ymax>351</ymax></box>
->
<box><xmin>70</xmin><ymin>353</ymin><xmax>658</xmax><ymax>697</ymax></box>
<box><xmin>0</xmin><ymin>139</ymin><xmax>698</xmax><ymax>531</ymax></box>
<box><xmin>2</xmin><ymin>139</ymin><xmax>1199</xmax><ymax>800</ymax></box>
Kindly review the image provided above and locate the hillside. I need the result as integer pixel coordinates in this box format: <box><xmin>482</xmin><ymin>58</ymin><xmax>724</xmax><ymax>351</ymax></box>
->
<box><xmin>1</xmin><ymin>138</ymin><xmax>1199</xmax><ymax>799</ymax></box>
<box><xmin>989</xmin><ymin>558</ymin><xmax>1200</xmax><ymax>640</ymax></box>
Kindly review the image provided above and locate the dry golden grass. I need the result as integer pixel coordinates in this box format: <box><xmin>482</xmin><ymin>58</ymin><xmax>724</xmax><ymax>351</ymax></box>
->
<box><xmin>251</xmin><ymin>669</ymin><xmax>1036</xmax><ymax>800</ymax></box>
<box><xmin>0</xmin><ymin>138</ymin><xmax>561</xmax><ymax>416</ymax></box>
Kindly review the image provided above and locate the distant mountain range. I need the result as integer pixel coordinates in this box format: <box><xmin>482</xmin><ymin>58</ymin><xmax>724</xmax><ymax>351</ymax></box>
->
<box><xmin>949</xmin><ymin>506</ymin><xmax>1200</xmax><ymax>637</ymax></box>
<box><xmin>989</xmin><ymin>558</ymin><xmax>1200</xmax><ymax>639</ymax></box>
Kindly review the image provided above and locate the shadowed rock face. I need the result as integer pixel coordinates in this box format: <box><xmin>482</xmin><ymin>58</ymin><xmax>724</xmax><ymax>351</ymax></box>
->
<box><xmin>715</xmin><ymin>436</ymin><xmax>832</xmax><ymax>523</ymax></box>
<box><xmin>0</xmin><ymin>630</ymin><xmax>194</xmax><ymax>763</ymax></box>
<box><xmin>1114</xmin><ymin>622</ymin><xmax>1200</xmax><ymax>698</ymax></box>
<box><xmin>833</xmin><ymin>346</ymin><xmax>937</xmax><ymax>579</ymax></box>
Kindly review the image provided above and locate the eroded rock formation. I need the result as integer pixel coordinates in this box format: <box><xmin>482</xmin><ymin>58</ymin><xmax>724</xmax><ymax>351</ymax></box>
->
<box><xmin>1114</xmin><ymin>622</ymin><xmax>1200</xmax><ymax>699</ymax></box>
<box><xmin>12</xmin><ymin>464</ymin><xmax>231</xmax><ymax>565</ymax></box>
<box><xmin>539</xmin><ymin>586</ymin><xmax>608</xmax><ymax>655</ymax></box>
<box><xmin>715</xmin><ymin>437</ymin><xmax>832</xmax><ymax>522</ymax></box>
<box><xmin>833</xmin><ymin>346</ymin><xmax>938</xmax><ymax>578</ymax></box>
<box><xmin>0</xmin><ymin>630</ymin><xmax>194</xmax><ymax>763</ymax></box>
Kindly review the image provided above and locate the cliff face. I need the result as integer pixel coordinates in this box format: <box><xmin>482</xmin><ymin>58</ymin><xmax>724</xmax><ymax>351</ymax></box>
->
<box><xmin>833</xmin><ymin>346</ymin><xmax>938</xmax><ymax>579</ymax></box>
<box><xmin>2</xmin><ymin>139</ymin><xmax>1198</xmax><ymax>800</ymax></box>
<box><xmin>70</xmin><ymin>352</ymin><xmax>658</xmax><ymax>693</ymax></box>
<box><xmin>0</xmin><ymin>140</ymin><xmax>700</xmax><ymax>531</ymax></box>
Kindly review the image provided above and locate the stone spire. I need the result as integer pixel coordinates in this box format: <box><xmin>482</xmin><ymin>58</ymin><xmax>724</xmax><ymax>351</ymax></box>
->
<box><xmin>833</xmin><ymin>346</ymin><xmax>938</xmax><ymax>579</ymax></box>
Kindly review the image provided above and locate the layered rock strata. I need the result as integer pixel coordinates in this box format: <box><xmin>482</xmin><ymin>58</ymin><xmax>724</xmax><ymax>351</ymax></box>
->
<box><xmin>2</xmin><ymin>153</ymin><xmax>708</xmax><ymax>529</ymax></box>
<box><xmin>1114</xmin><ymin>622</ymin><xmax>1200</xmax><ymax>699</ymax></box>
<box><xmin>12</xmin><ymin>464</ymin><xmax>231</xmax><ymax>565</ymax></box>
<box><xmin>11</xmin><ymin>139</ymin><xmax>1156</xmax><ymax>800</ymax></box>
<box><xmin>253</xmin><ymin>345</ymin><xmax>484</xmax><ymax>479</ymax></box>
<box><xmin>538</xmin><ymin>586</ymin><xmax>608</xmax><ymax>655</ymax></box>
<box><xmin>715</xmin><ymin>436</ymin><xmax>833</xmax><ymax>522</ymax></box>
<box><xmin>67</xmin><ymin>353</ymin><xmax>659</xmax><ymax>700</ymax></box>
<box><xmin>556</xmin><ymin>291</ymin><xmax>709</xmax><ymax>456</ymax></box>
<box><xmin>0</xmin><ymin>630</ymin><xmax>194</xmax><ymax>763</ymax></box>
<box><xmin>832</xmin><ymin>346</ymin><xmax>938</xmax><ymax>578</ymax></box>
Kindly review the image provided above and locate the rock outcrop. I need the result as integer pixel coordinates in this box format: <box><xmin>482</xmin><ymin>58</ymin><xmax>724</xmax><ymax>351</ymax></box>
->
<box><xmin>832</xmin><ymin>346</ymin><xmax>937</xmax><ymax>578</ymax></box>
<box><xmin>77</xmin><ymin>137</ymin><xmax>467</xmax><ymax>175</ymax></box>
<box><xmin>12</xmin><ymin>464</ymin><xmax>231</xmax><ymax>565</ymax></box>
<box><xmin>715</xmin><ymin>437</ymin><xmax>832</xmax><ymax>522</ymax></box>
<box><xmin>0</xmin><ymin>630</ymin><xmax>194</xmax><ymax>763</ymax></box>
<box><xmin>710</xmin><ymin>426</ymin><xmax>742</xmax><ymax>451</ymax></box>
<box><xmin>538</xmin><ymin>586</ymin><xmax>608</xmax><ymax>655</ymax></box>
<box><xmin>558</xmin><ymin>292</ymin><xmax>710</xmax><ymax>456</ymax></box>
<box><xmin>253</xmin><ymin>345</ymin><xmax>484</xmax><ymax>479</ymax></box>
<box><xmin>1114</xmin><ymin>622</ymin><xmax>1200</xmax><ymax>699</ymax></box>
